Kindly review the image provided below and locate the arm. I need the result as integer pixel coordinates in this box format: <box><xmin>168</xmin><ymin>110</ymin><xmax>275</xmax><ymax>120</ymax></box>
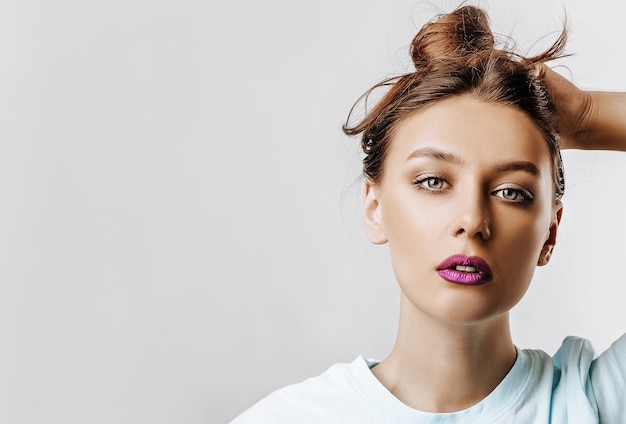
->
<box><xmin>536</xmin><ymin>64</ymin><xmax>626</xmax><ymax>151</ymax></box>
<box><xmin>583</xmin><ymin>91</ymin><xmax>626</xmax><ymax>150</ymax></box>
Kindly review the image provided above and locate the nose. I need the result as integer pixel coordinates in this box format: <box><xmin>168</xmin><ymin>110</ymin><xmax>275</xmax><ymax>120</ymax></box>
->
<box><xmin>453</xmin><ymin>190</ymin><xmax>491</xmax><ymax>241</ymax></box>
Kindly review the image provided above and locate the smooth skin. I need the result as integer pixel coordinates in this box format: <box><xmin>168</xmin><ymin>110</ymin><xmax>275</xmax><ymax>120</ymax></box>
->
<box><xmin>363</xmin><ymin>96</ymin><xmax>561</xmax><ymax>412</ymax></box>
<box><xmin>362</xmin><ymin>68</ymin><xmax>626</xmax><ymax>413</ymax></box>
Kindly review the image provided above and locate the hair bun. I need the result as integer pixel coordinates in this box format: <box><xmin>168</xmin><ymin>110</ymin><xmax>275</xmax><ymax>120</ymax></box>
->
<box><xmin>410</xmin><ymin>6</ymin><xmax>495</xmax><ymax>69</ymax></box>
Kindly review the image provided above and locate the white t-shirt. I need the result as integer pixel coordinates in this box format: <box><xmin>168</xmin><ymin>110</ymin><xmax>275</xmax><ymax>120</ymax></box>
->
<box><xmin>231</xmin><ymin>335</ymin><xmax>626</xmax><ymax>423</ymax></box>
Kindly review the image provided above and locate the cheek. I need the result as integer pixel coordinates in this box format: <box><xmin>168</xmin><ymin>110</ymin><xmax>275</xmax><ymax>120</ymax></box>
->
<box><xmin>382</xmin><ymin>195</ymin><xmax>447</xmax><ymax>280</ymax></box>
<box><xmin>382</xmin><ymin>193</ymin><xmax>442</xmax><ymax>248</ymax></box>
<box><xmin>499</xmin><ymin>213</ymin><xmax>549</xmax><ymax>270</ymax></box>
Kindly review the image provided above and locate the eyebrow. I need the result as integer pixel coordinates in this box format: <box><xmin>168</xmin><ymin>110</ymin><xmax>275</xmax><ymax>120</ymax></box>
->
<box><xmin>406</xmin><ymin>147</ymin><xmax>463</xmax><ymax>164</ymax></box>
<box><xmin>494</xmin><ymin>161</ymin><xmax>541</xmax><ymax>178</ymax></box>
<box><xmin>406</xmin><ymin>147</ymin><xmax>542</xmax><ymax>178</ymax></box>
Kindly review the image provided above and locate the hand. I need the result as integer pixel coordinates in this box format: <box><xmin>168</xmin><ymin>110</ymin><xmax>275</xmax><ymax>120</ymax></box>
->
<box><xmin>534</xmin><ymin>64</ymin><xmax>593</xmax><ymax>150</ymax></box>
<box><xmin>536</xmin><ymin>64</ymin><xmax>626</xmax><ymax>151</ymax></box>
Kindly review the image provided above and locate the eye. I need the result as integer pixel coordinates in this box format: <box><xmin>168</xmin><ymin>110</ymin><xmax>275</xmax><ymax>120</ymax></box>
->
<box><xmin>498</xmin><ymin>188</ymin><xmax>520</xmax><ymax>201</ymax></box>
<box><xmin>493</xmin><ymin>187</ymin><xmax>533</xmax><ymax>204</ymax></box>
<box><xmin>424</xmin><ymin>177</ymin><xmax>444</xmax><ymax>189</ymax></box>
<box><xmin>413</xmin><ymin>176</ymin><xmax>448</xmax><ymax>192</ymax></box>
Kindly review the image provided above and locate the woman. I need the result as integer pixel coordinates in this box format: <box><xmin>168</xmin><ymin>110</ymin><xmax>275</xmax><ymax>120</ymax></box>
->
<box><xmin>233</xmin><ymin>5</ymin><xmax>626</xmax><ymax>423</ymax></box>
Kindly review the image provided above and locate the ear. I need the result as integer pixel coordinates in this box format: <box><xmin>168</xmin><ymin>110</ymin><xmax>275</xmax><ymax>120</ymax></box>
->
<box><xmin>537</xmin><ymin>202</ymin><xmax>563</xmax><ymax>266</ymax></box>
<box><xmin>363</xmin><ymin>181</ymin><xmax>388</xmax><ymax>245</ymax></box>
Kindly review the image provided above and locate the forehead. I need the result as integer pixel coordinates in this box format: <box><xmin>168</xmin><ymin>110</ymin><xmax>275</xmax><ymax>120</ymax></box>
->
<box><xmin>388</xmin><ymin>96</ymin><xmax>551</xmax><ymax>169</ymax></box>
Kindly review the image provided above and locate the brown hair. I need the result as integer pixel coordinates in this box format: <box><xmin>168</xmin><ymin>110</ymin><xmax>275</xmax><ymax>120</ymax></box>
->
<box><xmin>343</xmin><ymin>5</ymin><xmax>566</xmax><ymax>201</ymax></box>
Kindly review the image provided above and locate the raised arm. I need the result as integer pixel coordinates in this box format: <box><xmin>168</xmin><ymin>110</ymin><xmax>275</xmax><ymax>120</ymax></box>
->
<box><xmin>536</xmin><ymin>64</ymin><xmax>626</xmax><ymax>151</ymax></box>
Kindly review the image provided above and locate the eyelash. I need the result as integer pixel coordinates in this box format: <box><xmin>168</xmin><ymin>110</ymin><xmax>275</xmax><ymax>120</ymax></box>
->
<box><xmin>412</xmin><ymin>176</ymin><xmax>534</xmax><ymax>206</ymax></box>
<box><xmin>413</xmin><ymin>175</ymin><xmax>449</xmax><ymax>192</ymax></box>
<box><xmin>492</xmin><ymin>187</ymin><xmax>534</xmax><ymax>205</ymax></box>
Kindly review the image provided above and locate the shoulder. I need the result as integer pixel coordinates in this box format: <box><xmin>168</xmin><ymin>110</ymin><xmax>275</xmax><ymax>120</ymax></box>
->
<box><xmin>231</xmin><ymin>356</ymin><xmax>390</xmax><ymax>424</ymax></box>
<box><xmin>589</xmin><ymin>334</ymin><xmax>626</xmax><ymax>423</ymax></box>
<box><xmin>550</xmin><ymin>333</ymin><xmax>626</xmax><ymax>384</ymax></box>
<box><xmin>535</xmin><ymin>334</ymin><xmax>626</xmax><ymax>423</ymax></box>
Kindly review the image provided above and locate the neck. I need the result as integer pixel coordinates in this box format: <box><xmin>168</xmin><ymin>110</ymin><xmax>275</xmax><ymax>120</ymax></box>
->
<box><xmin>372</xmin><ymin>294</ymin><xmax>517</xmax><ymax>413</ymax></box>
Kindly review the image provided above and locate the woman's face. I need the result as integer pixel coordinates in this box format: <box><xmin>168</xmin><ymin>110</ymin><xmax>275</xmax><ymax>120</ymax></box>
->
<box><xmin>363</xmin><ymin>96</ymin><xmax>562</xmax><ymax>326</ymax></box>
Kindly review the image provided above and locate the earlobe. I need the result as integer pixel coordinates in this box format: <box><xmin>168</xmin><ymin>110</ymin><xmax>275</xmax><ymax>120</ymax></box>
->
<box><xmin>363</xmin><ymin>182</ymin><xmax>388</xmax><ymax>245</ymax></box>
<box><xmin>537</xmin><ymin>203</ymin><xmax>563</xmax><ymax>266</ymax></box>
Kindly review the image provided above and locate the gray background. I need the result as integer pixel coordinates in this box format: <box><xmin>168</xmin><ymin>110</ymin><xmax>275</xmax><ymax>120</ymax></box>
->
<box><xmin>1</xmin><ymin>0</ymin><xmax>625</xmax><ymax>422</ymax></box>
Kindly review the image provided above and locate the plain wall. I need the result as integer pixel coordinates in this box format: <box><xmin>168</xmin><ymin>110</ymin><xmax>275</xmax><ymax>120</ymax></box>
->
<box><xmin>1</xmin><ymin>0</ymin><xmax>625</xmax><ymax>422</ymax></box>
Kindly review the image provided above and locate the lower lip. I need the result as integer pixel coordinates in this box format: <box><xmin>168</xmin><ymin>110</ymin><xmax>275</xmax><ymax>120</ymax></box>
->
<box><xmin>437</xmin><ymin>269</ymin><xmax>490</xmax><ymax>285</ymax></box>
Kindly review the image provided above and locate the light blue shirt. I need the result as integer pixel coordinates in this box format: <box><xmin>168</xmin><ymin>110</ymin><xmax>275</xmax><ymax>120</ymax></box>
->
<box><xmin>232</xmin><ymin>335</ymin><xmax>626</xmax><ymax>423</ymax></box>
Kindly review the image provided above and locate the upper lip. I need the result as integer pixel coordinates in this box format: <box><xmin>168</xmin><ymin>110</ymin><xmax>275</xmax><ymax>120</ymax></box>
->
<box><xmin>437</xmin><ymin>254</ymin><xmax>493</xmax><ymax>277</ymax></box>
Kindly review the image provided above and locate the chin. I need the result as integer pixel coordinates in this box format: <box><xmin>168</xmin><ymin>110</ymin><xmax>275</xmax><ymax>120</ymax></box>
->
<box><xmin>406</xmin><ymin>291</ymin><xmax>518</xmax><ymax>328</ymax></box>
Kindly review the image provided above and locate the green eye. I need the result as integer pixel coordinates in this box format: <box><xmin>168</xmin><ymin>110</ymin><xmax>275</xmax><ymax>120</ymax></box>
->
<box><xmin>426</xmin><ymin>177</ymin><xmax>444</xmax><ymax>189</ymax></box>
<box><xmin>494</xmin><ymin>187</ymin><xmax>533</xmax><ymax>204</ymax></box>
<box><xmin>500</xmin><ymin>188</ymin><xmax>520</xmax><ymax>200</ymax></box>
<box><xmin>413</xmin><ymin>175</ymin><xmax>449</xmax><ymax>193</ymax></box>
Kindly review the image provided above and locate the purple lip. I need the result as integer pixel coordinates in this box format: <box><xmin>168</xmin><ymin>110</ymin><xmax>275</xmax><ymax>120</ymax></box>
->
<box><xmin>436</xmin><ymin>254</ymin><xmax>493</xmax><ymax>285</ymax></box>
